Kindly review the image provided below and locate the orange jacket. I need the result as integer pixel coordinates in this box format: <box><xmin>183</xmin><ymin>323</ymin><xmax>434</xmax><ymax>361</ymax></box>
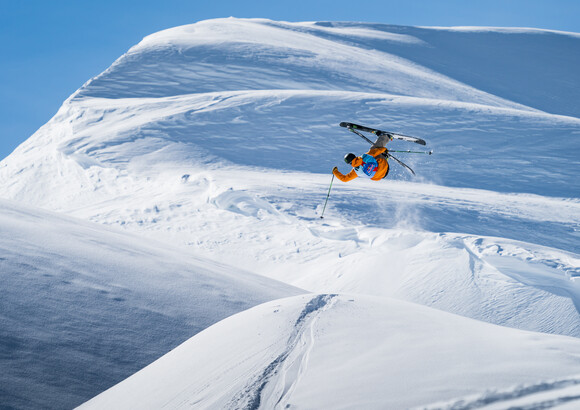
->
<box><xmin>333</xmin><ymin>147</ymin><xmax>389</xmax><ymax>182</ymax></box>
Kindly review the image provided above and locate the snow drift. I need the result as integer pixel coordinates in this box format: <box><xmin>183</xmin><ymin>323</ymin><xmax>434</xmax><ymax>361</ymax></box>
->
<box><xmin>0</xmin><ymin>198</ymin><xmax>302</xmax><ymax>408</ymax></box>
<box><xmin>81</xmin><ymin>294</ymin><xmax>580</xmax><ymax>410</ymax></box>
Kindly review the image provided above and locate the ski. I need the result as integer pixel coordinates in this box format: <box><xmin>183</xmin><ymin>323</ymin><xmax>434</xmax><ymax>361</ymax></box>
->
<box><xmin>345</xmin><ymin>125</ymin><xmax>416</xmax><ymax>176</ymax></box>
<box><xmin>387</xmin><ymin>153</ymin><xmax>416</xmax><ymax>176</ymax></box>
<box><xmin>339</xmin><ymin>122</ymin><xmax>427</xmax><ymax>146</ymax></box>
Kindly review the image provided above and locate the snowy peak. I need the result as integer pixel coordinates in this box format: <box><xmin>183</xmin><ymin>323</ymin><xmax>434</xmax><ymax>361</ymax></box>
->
<box><xmin>3</xmin><ymin>17</ymin><xmax>579</xmax><ymax>209</ymax></box>
<box><xmin>68</xmin><ymin>18</ymin><xmax>532</xmax><ymax>111</ymax></box>
<box><xmin>71</xmin><ymin>18</ymin><xmax>580</xmax><ymax>117</ymax></box>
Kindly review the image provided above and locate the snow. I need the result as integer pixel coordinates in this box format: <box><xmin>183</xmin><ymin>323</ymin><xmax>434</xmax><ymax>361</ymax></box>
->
<box><xmin>0</xmin><ymin>198</ymin><xmax>302</xmax><ymax>408</ymax></box>
<box><xmin>79</xmin><ymin>294</ymin><xmax>580</xmax><ymax>409</ymax></box>
<box><xmin>0</xmin><ymin>17</ymin><xmax>579</xmax><ymax>409</ymax></box>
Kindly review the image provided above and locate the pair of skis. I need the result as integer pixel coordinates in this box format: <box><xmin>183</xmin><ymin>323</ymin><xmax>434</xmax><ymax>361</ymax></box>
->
<box><xmin>339</xmin><ymin>122</ymin><xmax>431</xmax><ymax>176</ymax></box>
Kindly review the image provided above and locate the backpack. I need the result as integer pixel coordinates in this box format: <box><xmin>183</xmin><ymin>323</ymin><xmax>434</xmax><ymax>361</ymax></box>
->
<box><xmin>354</xmin><ymin>154</ymin><xmax>378</xmax><ymax>178</ymax></box>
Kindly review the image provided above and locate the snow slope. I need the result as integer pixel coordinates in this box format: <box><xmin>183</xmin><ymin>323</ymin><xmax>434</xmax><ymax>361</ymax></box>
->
<box><xmin>0</xmin><ymin>198</ymin><xmax>302</xmax><ymax>409</ymax></box>
<box><xmin>81</xmin><ymin>294</ymin><xmax>580</xmax><ymax>410</ymax></box>
<box><xmin>1</xmin><ymin>18</ymin><xmax>580</xmax><ymax>409</ymax></box>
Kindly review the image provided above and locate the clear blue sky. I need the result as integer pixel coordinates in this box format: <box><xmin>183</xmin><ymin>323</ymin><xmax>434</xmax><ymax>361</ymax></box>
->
<box><xmin>1</xmin><ymin>0</ymin><xmax>579</xmax><ymax>160</ymax></box>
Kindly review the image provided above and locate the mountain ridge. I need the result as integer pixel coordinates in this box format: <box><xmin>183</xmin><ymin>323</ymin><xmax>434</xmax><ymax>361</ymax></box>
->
<box><xmin>1</xmin><ymin>17</ymin><xmax>579</xmax><ymax>409</ymax></box>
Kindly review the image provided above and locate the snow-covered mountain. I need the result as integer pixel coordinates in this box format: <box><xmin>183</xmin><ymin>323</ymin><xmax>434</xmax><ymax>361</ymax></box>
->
<box><xmin>1</xmin><ymin>18</ymin><xmax>580</xmax><ymax>409</ymax></box>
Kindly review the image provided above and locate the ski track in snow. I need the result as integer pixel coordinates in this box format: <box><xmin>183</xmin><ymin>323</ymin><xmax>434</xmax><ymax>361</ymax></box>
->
<box><xmin>230</xmin><ymin>294</ymin><xmax>337</xmax><ymax>410</ymax></box>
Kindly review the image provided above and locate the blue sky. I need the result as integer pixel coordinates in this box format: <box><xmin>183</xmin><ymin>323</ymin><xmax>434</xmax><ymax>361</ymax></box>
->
<box><xmin>1</xmin><ymin>0</ymin><xmax>579</xmax><ymax>160</ymax></box>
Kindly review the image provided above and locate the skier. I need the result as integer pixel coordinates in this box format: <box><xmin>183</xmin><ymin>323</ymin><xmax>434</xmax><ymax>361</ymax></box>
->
<box><xmin>332</xmin><ymin>133</ymin><xmax>392</xmax><ymax>182</ymax></box>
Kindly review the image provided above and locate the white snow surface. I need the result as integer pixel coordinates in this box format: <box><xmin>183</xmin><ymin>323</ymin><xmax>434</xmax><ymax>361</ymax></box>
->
<box><xmin>0</xmin><ymin>198</ymin><xmax>302</xmax><ymax>408</ymax></box>
<box><xmin>1</xmin><ymin>17</ymin><xmax>580</xmax><ymax>409</ymax></box>
<box><xmin>80</xmin><ymin>294</ymin><xmax>580</xmax><ymax>410</ymax></box>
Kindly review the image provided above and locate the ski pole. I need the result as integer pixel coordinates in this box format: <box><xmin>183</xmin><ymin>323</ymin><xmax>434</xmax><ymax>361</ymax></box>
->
<box><xmin>388</xmin><ymin>149</ymin><xmax>433</xmax><ymax>155</ymax></box>
<box><xmin>320</xmin><ymin>173</ymin><xmax>335</xmax><ymax>219</ymax></box>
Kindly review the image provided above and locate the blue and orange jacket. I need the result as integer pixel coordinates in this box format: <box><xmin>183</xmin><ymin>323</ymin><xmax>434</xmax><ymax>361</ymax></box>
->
<box><xmin>333</xmin><ymin>147</ymin><xmax>389</xmax><ymax>182</ymax></box>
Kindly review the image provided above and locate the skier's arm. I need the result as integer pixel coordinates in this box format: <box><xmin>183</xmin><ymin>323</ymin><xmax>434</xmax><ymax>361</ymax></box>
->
<box><xmin>333</xmin><ymin>167</ymin><xmax>358</xmax><ymax>182</ymax></box>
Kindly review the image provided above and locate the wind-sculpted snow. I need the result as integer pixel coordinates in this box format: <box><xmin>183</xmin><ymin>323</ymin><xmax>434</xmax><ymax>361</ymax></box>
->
<box><xmin>73</xmin><ymin>19</ymin><xmax>580</xmax><ymax>119</ymax></box>
<box><xmin>80</xmin><ymin>295</ymin><xmax>580</xmax><ymax>409</ymax></box>
<box><xmin>2</xmin><ymin>90</ymin><xmax>578</xmax><ymax>207</ymax></box>
<box><xmin>422</xmin><ymin>376</ymin><xmax>580</xmax><ymax>409</ymax></box>
<box><xmin>351</xmin><ymin>24</ymin><xmax>580</xmax><ymax>118</ymax></box>
<box><xmin>1</xmin><ymin>17</ymin><xmax>580</xmax><ymax>409</ymax></box>
<box><xmin>75</xmin><ymin>19</ymin><xmax>524</xmax><ymax>109</ymax></box>
<box><xmin>0</xmin><ymin>199</ymin><xmax>303</xmax><ymax>409</ymax></box>
<box><xmin>31</xmin><ymin>165</ymin><xmax>575</xmax><ymax>338</ymax></box>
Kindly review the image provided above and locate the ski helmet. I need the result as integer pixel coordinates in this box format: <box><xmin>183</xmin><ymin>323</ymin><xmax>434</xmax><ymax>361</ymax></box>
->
<box><xmin>344</xmin><ymin>153</ymin><xmax>356</xmax><ymax>164</ymax></box>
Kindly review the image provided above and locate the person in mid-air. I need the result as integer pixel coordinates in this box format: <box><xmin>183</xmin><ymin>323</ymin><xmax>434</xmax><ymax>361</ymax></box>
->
<box><xmin>332</xmin><ymin>133</ymin><xmax>392</xmax><ymax>182</ymax></box>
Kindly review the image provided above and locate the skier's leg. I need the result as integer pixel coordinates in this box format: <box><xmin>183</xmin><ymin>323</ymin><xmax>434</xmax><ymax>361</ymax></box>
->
<box><xmin>371</xmin><ymin>133</ymin><xmax>391</xmax><ymax>149</ymax></box>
